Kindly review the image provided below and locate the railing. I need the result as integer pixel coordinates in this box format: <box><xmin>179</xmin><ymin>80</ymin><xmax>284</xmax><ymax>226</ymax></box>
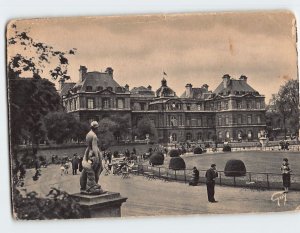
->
<box><xmin>205</xmin><ymin>145</ymin><xmax>300</xmax><ymax>153</ymax></box>
<box><xmin>134</xmin><ymin>164</ymin><xmax>300</xmax><ymax>191</ymax></box>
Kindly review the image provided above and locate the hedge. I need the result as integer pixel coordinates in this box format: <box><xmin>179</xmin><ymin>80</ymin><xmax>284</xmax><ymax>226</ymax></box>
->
<box><xmin>224</xmin><ymin>159</ymin><xmax>246</xmax><ymax>177</ymax></box>
<box><xmin>169</xmin><ymin>157</ymin><xmax>186</xmax><ymax>170</ymax></box>
<box><xmin>149</xmin><ymin>151</ymin><xmax>164</xmax><ymax>166</ymax></box>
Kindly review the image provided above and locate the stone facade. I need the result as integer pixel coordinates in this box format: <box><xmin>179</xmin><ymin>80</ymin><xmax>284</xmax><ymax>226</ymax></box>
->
<box><xmin>61</xmin><ymin>66</ymin><xmax>266</xmax><ymax>143</ymax></box>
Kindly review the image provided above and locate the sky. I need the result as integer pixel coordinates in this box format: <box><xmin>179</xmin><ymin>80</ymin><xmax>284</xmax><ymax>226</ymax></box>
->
<box><xmin>7</xmin><ymin>10</ymin><xmax>298</xmax><ymax>102</ymax></box>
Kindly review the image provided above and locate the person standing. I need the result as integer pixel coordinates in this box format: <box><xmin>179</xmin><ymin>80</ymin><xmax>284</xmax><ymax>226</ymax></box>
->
<box><xmin>78</xmin><ymin>156</ymin><xmax>83</xmax><ymax>172</ymax></box>
<box><xmin>80</xmin><ymin>121</ymin><xmax>104</xmax><ymax>194</ymax></box>
<box><xmin>281</xmin><ymin>158</ymin><xmax>292</xmax><ymax>193</ymax></box>
<box><xmin>71</xmin><ymin>153</ymin><xmax>79</xmax><ymax>175</ymax></box>
<box><xmin>205</xmin><ymin>164</ymin><xmax>218</xmax><ymax>203</ymax></box>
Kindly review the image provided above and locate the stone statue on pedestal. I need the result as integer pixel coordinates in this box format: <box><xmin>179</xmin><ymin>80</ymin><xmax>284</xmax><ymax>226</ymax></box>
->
<box><xmin>80</xmin><ymin>121</ymin><xmax>106</xmax><ymax>195</ymax></box>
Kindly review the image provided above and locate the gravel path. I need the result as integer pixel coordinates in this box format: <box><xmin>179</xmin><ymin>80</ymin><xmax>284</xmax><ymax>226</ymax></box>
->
<box><xmin>22</xmin><ymin>165</ymin><xmax>300</xmax><ymax>217</ymax></box>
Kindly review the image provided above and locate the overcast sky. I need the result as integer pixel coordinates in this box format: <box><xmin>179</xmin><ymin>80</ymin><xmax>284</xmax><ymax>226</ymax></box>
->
<box><xmin>8</xmin><ymin>11</ymin><xmax>298</xmax><ymax>102</ymax></box>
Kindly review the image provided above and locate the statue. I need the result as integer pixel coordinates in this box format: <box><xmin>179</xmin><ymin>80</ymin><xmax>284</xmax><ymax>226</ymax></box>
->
<box><xmin>80</xmin><ymin>121</ymin><xmax>106</xmax><ymax>195</ymax></box>
<box><xmin>169</xmin><ymin>135</ymin><xmax>173</xmax><ymax>143</ymax></box>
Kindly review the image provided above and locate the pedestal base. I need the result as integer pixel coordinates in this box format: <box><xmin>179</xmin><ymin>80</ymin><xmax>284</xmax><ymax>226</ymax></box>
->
<box><xmin>71</xmin><ymin>192</ymin><xmax>127</xmax><ymax>218</ymax></box>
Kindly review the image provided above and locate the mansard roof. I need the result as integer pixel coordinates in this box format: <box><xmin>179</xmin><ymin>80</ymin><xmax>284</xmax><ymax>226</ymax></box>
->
<box><xmin>213</xmin><ymin>76</ymin><xmax>259</xmax><ymax>96</ymax></box>
<box><xmin>180</xmin><ymin>87</ymin><xmax>212</xmax><ymax>99</ymax></box>
<box><xmin>74</xmin><ymin>71</ymin><xmax>122</xmax><ymax>92</ymax></box>
<box><xmin>60</xmin><ymin>82</ymin><xmax>76</xmax><ymax>96</ymax></box>
<box><xmin>130</xmin><ymin>86</ymin><xmax>155</xmax><ymax>97</ymax></box>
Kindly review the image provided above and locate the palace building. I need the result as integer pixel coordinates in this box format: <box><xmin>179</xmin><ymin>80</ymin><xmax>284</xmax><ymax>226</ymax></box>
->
<box><xmin>60</xmin><ymin>66</ymin><xmax>266</xmax><ymax>143</ymax></box>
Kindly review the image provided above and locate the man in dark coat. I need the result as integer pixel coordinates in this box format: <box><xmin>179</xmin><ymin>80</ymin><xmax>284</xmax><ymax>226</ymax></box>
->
<box><xmin>205</xmin><ymin>164</ymin><xmax>218</xmax><ymax>203</ymax></box>
<box><xmin>71</xmin><ymin>153</ymin><xmax>79</xmax><ymax>175</ymax></box>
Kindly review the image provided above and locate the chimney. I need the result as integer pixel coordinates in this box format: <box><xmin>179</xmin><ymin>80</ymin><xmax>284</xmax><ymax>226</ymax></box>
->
<box><xmin>239</xmin><ymin>75</ymin><xmax>248</xmax><ymax>83</ymax></box>
<box><xmin>125</xmin><ymin>84</ymin><xmax>129</xmax><ymax>91</ymax></box>
<box><xmin>79</xmin><ymin>65</ymin><xmax>87</xmax><ymax>82</ymax></box>
<box><xmin>58</xmin><ymin>79</ymin><xmax>65</xmax><ymax>92</ymax></box>
<box><xmin>185</xmin><ymin>83</ymin><xmax>193</xmax><ymax>98</ymax></box>
<box><xmin>222</xmin><ymin>74</ymin><xmax>231</xmax><ymax>88</ymax></box>
<box><xmin>147</xmin><ymin>85</ymin><xmax>152</xmax><ymax>90</ymax></box>
<box><xmin>105</xmin><ymin>67</ymin><xmax>114</xmax><ymax>78</ymax></box>
<box><xmin>202</xmin><ymin>84</ymin><xmax>209</xmax><ymax>92</ymax></box>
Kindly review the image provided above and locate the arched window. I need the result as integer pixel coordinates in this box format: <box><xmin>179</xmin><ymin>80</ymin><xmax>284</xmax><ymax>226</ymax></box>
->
<box><xmin>107</xmin><ymin>86</ymin><xmax>113</xmax><ymax>91</ymax></box>
<box><xmin>97</xmin><ymin>86</ymin><xmax>103</xmax><ymax>91</ymax></box>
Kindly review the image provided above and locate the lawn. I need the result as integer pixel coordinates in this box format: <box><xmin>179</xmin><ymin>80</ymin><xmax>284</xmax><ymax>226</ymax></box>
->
<box><xmin>175</xmin><ymin>151</ymin><xmax>300</xmax><ymax>174</ymax></box>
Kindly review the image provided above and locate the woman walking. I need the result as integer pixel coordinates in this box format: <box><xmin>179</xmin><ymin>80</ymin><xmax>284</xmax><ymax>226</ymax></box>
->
<box><xmin>281</xmin><ymin>158</ymin><xmax>292</xmax><ymax>193</ymax></box>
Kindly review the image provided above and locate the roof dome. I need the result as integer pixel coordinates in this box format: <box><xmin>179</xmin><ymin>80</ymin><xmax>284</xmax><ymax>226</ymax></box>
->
<box><xmin>156</xmin><ymin>78</ymin><xmax>176</xmax><ymax>97</ymax></box>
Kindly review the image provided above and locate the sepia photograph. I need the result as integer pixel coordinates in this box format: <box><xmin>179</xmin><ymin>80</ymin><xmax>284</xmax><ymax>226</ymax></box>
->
<box><xmin>6</xmin><ymin>10</ymin><xmax>300</xmax><ymax>220</ymax></box>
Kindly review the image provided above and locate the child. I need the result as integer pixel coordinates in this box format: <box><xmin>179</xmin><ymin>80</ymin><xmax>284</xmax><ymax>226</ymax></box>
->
<box><xmin>60</xmin><ymin>163</ymin><xmax>65</xmax><ymax>176</ymax></box>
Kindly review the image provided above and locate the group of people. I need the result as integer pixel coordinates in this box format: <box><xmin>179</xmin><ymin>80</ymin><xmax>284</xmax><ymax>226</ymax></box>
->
<box><xmin>59</xmin><ymin>154</ymin><xmax>84</xmax><ymax>176</ymax></box>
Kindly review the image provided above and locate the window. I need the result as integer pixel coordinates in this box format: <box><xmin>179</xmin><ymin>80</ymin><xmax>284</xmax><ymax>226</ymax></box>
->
<box><xmin>140</xmin><ymin>103</ymin><xmax>145</xmax><ymax>110</ymax></box>
<box><xmin>171</xmin><ymin>133</ymin><xmax>177</xmax><ymax>142</ymax></box>
<box><xmin>116</xmin><ymin>87</ymin><xmax>123</xmax><ymax>93</ymax></box>
<box><xmin>107</xmin><ymin>86</ymin><xmax>113</xmax><ymax>91</ymax></box>
<box><xmin>237</xmin><ymin>101</ymin><xmax>242</xmax><ymax>109</ymax></box>
<box><xmin>218</xmin><ymin>131</ymin><xmax>223</xmax><ymax>140</ymax></box>
<box><xmin>197</xmin><ymin>118</ymin><xmax>202</xmax><ymax>126</ymax></box>
<box><xmin>218</xmin><ymin>117</ymin><xmax>222</xmax><ymax>126</ymax></box>
<box><xmin>197</xmin><ymin>132</ymin><xmax>202</xmax><ymax>141</ymax></box>
<box><xmin>238</xmin><ymin>115</ymin><xmax>242</xmax><ymax>124</ymax></box>
<box><xmin>97</xmin><ymin>86</ymin><xmax>103</xmax><ymax>91</ymax></box>
<box><xmin>246</xmin><ymin>101</ymin><xmax>252</xmax><ymax>109</ymax></box>
<box><xmin>87</xmin><ymin>98</ymin><xmax>94</xmax><ymax>109</ymax></box>
<box><xmin>186</xmin><ymin>133</ymin><xmax>192</xmax><ymax>141</ymax></box>
<box><xmin>247</xmin><ymin>115</ymin><xmax>252</xmax><ymax>124</ymax></box>
<box><xmin>86</xmin><ymin>86</ymin><xmax>93</xmax><ymax>92</ymax></box>
<box><xmin>186</xmin><ymin>117</ymin><xmax>191</xmax><ymax>126</ymax></box>
<box><xmin>170</xmin><ymin>116</ymin><xmax>177</xmax><ymax>126</ymax></box>
<box><xmin>197</xmin><ymin>103</ymin><xmax>202</xmax><ymax>111</ymax></box>
<box><xmin>257</xmin><ymin>115</ymin><xmax>261</xmax><ymax>124</ymax></box>
<box><xmin>102</xmin><ymin>98</ymin><xmax>110</xmax><ymax>109</ymax></box>
<box><xmin>74</xmin><ymin>99</ymin><xmax>77</xmax><ymax>110</ymax></box>
<box><xmin>224</xmin><ymin>101</ymin><xmax>229</xmax><ymax>110</ymax></box>
<box><xmin>225</xmin><ymin>116</ymin><xmax>229</xmax><ymax>125</ymax></box>
<box><xmin>186</xmin><ymin>104</ymin><xmax>191</xmax><ymax>111</ymax></box>
<box><xmin>256</xmin><ymin>101</ymin><xmax>261</xmax><ymax>109</ymax></box>
<box><xmin>117</xmin><ymin>98</ymin><xmax>124</xmax><ymax>109</ymax></box>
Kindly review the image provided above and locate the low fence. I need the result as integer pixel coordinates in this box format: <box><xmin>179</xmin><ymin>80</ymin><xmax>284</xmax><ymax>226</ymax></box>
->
<box><xmin>205</xmin><ymin>145</ymin><xmax>300</xmax><ymax>153</ymax></box>
<box><xmin>135</xmin><ymin>164</ymin><xmax>300</xmax><ymax>191</ymax></box>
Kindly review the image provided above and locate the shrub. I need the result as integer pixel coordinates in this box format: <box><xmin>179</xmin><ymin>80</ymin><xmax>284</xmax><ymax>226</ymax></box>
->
<box><xmin>169</xmin><ymin>157</ymin><xmax>186</xmax><ymax>170</ymax></box>
<box><xmin>149</xmin><ymin>151</ymin><xmax>164</xmax><ymax>166</ymax></box>
<box><xmin>224</xmin><ymin>159</ymin><xmax>246</xmax><ymax>177</ymax></box>
<box><xmin>169</xmin><ymin>149</ymin><xmax>180</xmax><ymax>157</ymax></box>
<box><xmin>223</xmin><ymin>144</ymin><xmax>232</xmax><ymax>152</ymax></box>
<box><xmin>193</xmin><ymin>147</ymin><xmax>203</xmax><ymax>154</ymax></box>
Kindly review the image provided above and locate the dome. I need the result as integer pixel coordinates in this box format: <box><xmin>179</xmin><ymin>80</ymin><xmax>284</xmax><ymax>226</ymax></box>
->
<box><xmin>156</xmin><ymin>78</ymin><xmax>176</xmax><ymax>97</ymax></box>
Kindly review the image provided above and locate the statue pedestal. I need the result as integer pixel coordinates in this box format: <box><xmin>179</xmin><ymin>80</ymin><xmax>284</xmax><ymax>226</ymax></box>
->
<box><xmin>259</xmin><ymin>137</ymin><xmax>268</xmax><ymax>148</ymax></box>
<box><xmin>71</xmin><ymin>192</ymin><xmax>127</xmax><ymax>218</ymax></box>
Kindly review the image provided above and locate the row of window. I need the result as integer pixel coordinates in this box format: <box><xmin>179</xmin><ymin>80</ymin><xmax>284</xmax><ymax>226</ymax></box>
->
<box><xmin>85</xmin><ymin>86</ymin><xmax>124</xmax><ymax>93</ymax></box>
<box><xmin>217</xmin><ymin>115</ymin><xmax>262</xmax><ymax>126</ymax></box>
<box><xmin>169</xmin><ymin>132</ymin><xmax>213</xmax><ymax>142</ymax></box>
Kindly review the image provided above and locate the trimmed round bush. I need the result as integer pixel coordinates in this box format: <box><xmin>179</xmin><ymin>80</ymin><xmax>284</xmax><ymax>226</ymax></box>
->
<box><xmin>169</xmin><ymin>149</ymin><xmax>180</xmax><ymax>157</ymax></box>
<box><xmin>224</xmin><ymin>159</ymin><xmax>246</xmax><ymax>177</ymax></box>
<box><xmin>149</xmin><ymin>151</ymin><xmax>164</xmax><ymax>166</ymax></box>
<box><xmin>193</xmin><ymin>147</ymin><xmax>203</xmax><ymax>154</ymax></box>
<box><xmin>169</xmin><ymin>157</ymin><xmax>186</xmax><ymax>170</ymax></box>
<box><xmin>223</xmin><ymin>144</ymin><xmax>232</xmax><ymax>152</ymax></box>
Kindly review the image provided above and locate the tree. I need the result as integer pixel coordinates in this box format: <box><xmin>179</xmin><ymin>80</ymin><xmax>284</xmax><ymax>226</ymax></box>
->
<box><xmin>44</xmin><ymin>112</ymin><xmax>78</xmax><ymax>144</ymax></box>
<box><xmin>134</xmin><ymin>117</ymin><xmax>158</xmax><ymax>141</ymax></box>
<box><xmin>110</xmin><ymin>114</ymin><xmax>131</xmax><ymax>142</ymax></box>
<box><xmin>97</xmin><ymin>118</ymin><xmax>118</xmax><ymax>149</ymax></box>
<box><xmin>271</xmin><ymin>80</ymin><xmax>299</xmax><ymax>139</ymax></box>
<box><xmin>7</xmin><ymin>23</ymin><xmax>80</xmax><ymax>219</ymax></box>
